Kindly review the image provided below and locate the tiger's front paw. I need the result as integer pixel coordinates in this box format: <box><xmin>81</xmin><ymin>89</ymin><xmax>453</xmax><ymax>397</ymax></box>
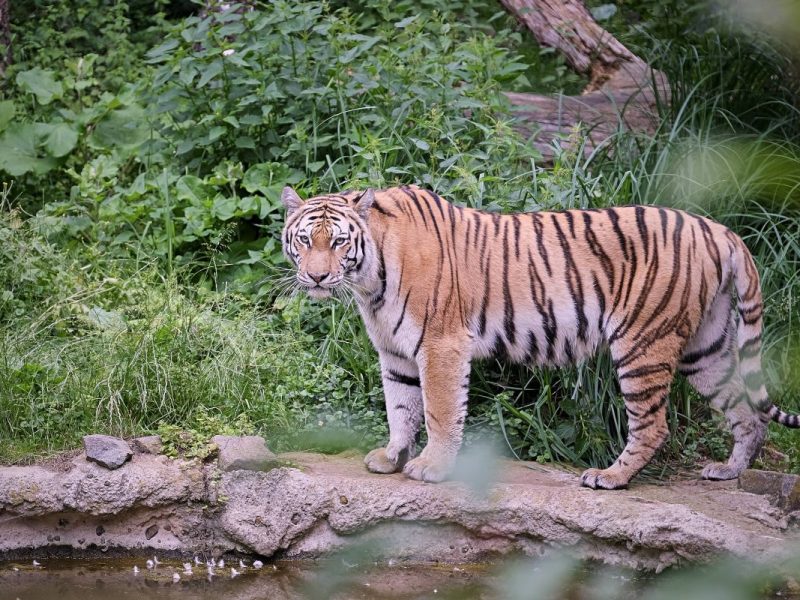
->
<box><xmin>580</xmin><ymin>467</ymin><xmax>630</xmax><ymax>490</ymax></box>
<box><xmin>364</xmin><ymin>444</ymin><xmax>412</xmax><ymax>474</ymax></box>
<box><xmin>701</xmin><ymin>462</ymin><xmax>740</xmax><ymax>480</ymax></box>
<box><xmin>402</xmin><ymin>454</ymin><xmax>453</xmax><ymax>483</ymax></box>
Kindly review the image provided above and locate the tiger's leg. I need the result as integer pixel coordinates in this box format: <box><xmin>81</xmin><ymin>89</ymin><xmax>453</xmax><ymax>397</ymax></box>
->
<box><xmin>364</xmin><ymin>352</ymin><xmax>424</xmax><ymax>474</ymax></box>
<box><xmin>581</xmin><ymin>338</ymin><xmax>678</xmax><ymax>490</ymax></box>
<box><xmin>402</xmin><ymin>338</ymin><xmax>471</xmax><ymax>483</ymax></box>
<box><xmin>679</xmin><ymin>291</ymin><xmax>767</xmax><ymax>480</ymax></box>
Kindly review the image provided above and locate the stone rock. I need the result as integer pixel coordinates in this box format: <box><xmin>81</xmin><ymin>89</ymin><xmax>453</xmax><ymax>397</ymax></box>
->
<box><xmin>131</xmin><ymin>435</ymin><xmax>162</xmax><ymax>455</ymax></box>
<box><xmin>1</xmin><ymin>452</ymin><xmax>799</xmax><ymax>571</ymax></box>
<box><xmin>216</xmin><ymin>454</ymin><xmax>800</xmax><ymax>572</ymax></box>
<box><xmin>82</xmin><ymin>435</ymin><xmax>132</xmax><ymax>470</ymax></box>
<box><xmin>739</xmin><ymin>469</ymin><xmax>800</xmax><ymax>511</ymax></box>
<box><xmin>0</xmin><ymin>453</ymin><xmax>207</xmax><ymax>557</ymax></box>
<box><xmin>211</xmin><ymin>435</ymin><xmax>276</xmax><ymax>472</ymax></box>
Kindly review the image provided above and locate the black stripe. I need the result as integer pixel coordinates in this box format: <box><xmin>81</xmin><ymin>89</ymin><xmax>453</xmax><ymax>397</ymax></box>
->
<box><xmin>619</xmin><ymin>363</ymin><xmax>673</xmax><ymax>380</ymax></box>
<box><xmin>531</xmin><ymin>213</ymin><xmax>552</xmax><ymax>276</ymax></box>
<box><xmin>582</xmin><ymin>212</ymin><xmax>615</xmax><ymax>298</ymax></box>
<box><xmin>421</xmin><ymin>193</ymin><xmax>446</xmax><ymax>313</ymax></box>
<box><xmin>502</xmin><ymin>221</ymin><xmax>516</xmax><ymax>345</ymax></box>
<box><xmin>623</xmin><ymin>383</ymin><xmax>671</xmax><ymax>403</ymax></box>
<box><xmin>386</xmin><ymin>369</ymin><xmax>420</xmax><ymax>387</ymax></box>
<box><xmin>696</xmin><ymin>216</ymin><xmax>723</xmax><ymax>285</ymax></box>
<box><xmin>681</xmin><ymin>331</ymin><xmax>727</xmax><ymax>365</ymax></box>
<box><xmin>658</xmin><ymin>208</ymin><xmax>668</xmax><ymax>246</ymax></box>
<box><xmin>382</xmin><ymin>347</ymin><xmax>409</xmax><ymax>360</ymax></box>
<box><xmin>525</xmin><ymin>330</ymin><xmax>540</xmax><ymax>364</ymax></box>
<box><xmin>552</xmin><ymin>215</ymin><xmax>588</xmax><ymax>342</ymax></box>
<box><xmin>478</xmin><ymin>251</ymin><xmax>492</xmax><ymax>337</ymax></box>
<box><xmin>401</xmin><ymin>187</ymin><xmax>429</xmax><ymax>228</ymax></box>
<box><xmin>464</xmin><ymin>215</ymin><xmax>472</xmax><ymax>262</ymax></box>
<box><xmin>631</xmin><ymin>212</ymin><xmax>683</xmax><ymax>339</ymax></box>
<box><xmin>393</xmin><ymin>290</ymin><xmax>411</xmax><ymax>336</ymax></box>
<box><xmin>635</xmin><ymin>206</ymin><xmax>649</xmax><ymax>262</ymax></box>
<box><xmin>413</xmin><ymin>307</ymin><xmax>429</xmax><ymax>357</ymax></box>
<box><xmin>370</xmin><ymin>241</ymin><xmax>387</xmax><ymax>312</ymax></box>
<box><xmin>492</xmin><ymin>334</ymin><xmax>508</xmax><ymax>359</ymax></box>
<box><xmin>372</xmin><ymin>199</ymin><xmax>397</xmax><ymax>217</ymax></box>
<box><xmin>545</xmin><ymin>299</ymin><xmax>558</xmax><ymax>362</ymax></box>
<box><xmin>565</xmin><ymin>211</ymin><xmax>576</xmax><ymax>238</ymax></box>
<box><xmin>606</xmin><ymin>208</ymin><xmax>630</xmax><ymax>260</ymax></box>
<box><xmin>739</xmin><ymin>335</ymin><xmax>761</xmax><ymax>359</ymax></box>
<box><xmin>354</xmin><ymin>232</ymin><xmax>366</xmax><ymax>273</ymax></box>
<box><xmin>429</xmin><ymin>190</ymin><xmax>446</xmax><ymax>220</ymax></box>
<box><xmin>491</xmin><ymin>212</ymin><xmax>501</xmax><ymax>237</ymax></box>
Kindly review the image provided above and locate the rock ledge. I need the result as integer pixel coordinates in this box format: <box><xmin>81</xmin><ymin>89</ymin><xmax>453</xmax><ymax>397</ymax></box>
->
<box><xmin>1</xmin><ymin>451</ymin><xmax>798</xmax><ymax>572</ymax></box>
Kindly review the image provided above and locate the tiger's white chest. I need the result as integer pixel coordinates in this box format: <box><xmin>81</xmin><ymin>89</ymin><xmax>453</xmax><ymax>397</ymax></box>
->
<box><xmin>356</xmin><ymin>292</ymin><xmax>423</xmax><ymax>361</ymax></box>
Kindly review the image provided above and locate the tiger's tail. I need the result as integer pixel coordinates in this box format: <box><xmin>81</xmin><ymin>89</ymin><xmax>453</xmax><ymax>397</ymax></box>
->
<box><xmin>732</xmin><ymin>236</ymin><xmax>800</xmax><ymax>428</ymax></box>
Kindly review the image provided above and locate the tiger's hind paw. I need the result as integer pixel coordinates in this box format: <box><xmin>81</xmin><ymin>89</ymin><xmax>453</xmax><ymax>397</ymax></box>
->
<box><xmin>701</xmin><ymin>462</ymin><xmax>740</xmax><ymax>480</ymax></box>
<box><xmin>580</xmin><ymin>467</ymin><xmax>630</xmax><ymax>490</ymax></box>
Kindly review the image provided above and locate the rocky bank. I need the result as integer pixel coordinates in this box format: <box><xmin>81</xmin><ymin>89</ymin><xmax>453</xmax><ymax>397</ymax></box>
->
<box><xmin>1</xmin><ymin>436</ymin><xmax>798</xmax><ymax>573</ymax></box>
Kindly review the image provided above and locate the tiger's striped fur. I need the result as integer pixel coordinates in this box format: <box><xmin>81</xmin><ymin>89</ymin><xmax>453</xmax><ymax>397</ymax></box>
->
<box><xmin>281</xmin><ymin>184</ymin><xmax>799</xmax><ymax>489</ymax></box>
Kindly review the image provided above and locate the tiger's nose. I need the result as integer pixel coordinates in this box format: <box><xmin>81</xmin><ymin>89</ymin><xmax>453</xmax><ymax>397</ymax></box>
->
<box><xmin>308</xmin><ymin>271</ymin><xmax>330</xmax><ymax>284</ymax></box>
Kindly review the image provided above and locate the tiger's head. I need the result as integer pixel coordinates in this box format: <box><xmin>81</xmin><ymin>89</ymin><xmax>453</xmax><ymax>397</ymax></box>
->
<box><xmin>281</xmin><ymin>186</ymin><xmax>377</xmax><ymax>299</ymax></box>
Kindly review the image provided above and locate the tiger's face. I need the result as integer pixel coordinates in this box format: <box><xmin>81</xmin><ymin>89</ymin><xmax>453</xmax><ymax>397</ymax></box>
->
<box><xmin>281</xmin><ymin>186</ymin><xmax>376</xmax><ymax>299</ymax></box>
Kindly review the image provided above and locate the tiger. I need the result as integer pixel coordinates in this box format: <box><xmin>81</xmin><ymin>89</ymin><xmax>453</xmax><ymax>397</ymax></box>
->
<box><xmin>280</xmin><ymin>184</ymin><xmax>799</xmax><ymax>489</ymax></box>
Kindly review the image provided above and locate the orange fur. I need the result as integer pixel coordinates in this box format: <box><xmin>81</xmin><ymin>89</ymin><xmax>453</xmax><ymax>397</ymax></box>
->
<box><xmin>282</xmin><ymin>185</ymin><xmax>799</xmax><ymax>488</ymax></box>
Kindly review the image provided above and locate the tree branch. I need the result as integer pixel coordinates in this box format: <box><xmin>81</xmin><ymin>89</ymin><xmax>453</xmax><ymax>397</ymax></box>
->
<box><xmin>499</xmin><ymin>0</ymin><xmax>669</xmax><ymax>161</ymax></box>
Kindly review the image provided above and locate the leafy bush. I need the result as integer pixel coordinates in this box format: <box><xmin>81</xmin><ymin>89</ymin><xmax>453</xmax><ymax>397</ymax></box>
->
<box><xmin>0</xmin><ymin>213</ymin><xmax>386</xmax><ymax>461</ymax></box>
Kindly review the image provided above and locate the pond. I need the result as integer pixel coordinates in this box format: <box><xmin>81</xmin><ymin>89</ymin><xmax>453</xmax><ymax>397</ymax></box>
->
<box><xmin>0</xmin><ymin>556</ymin><xmax>651</xmax><ymax>600</ymax></box>
<box><xmin>3</xmin><ymin>554</ymin><xmax>797</xmax><ymax>599</ymax></box>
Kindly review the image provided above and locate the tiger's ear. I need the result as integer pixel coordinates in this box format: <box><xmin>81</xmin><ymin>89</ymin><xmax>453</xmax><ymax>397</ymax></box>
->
<box><xmin>352</xmin><ymin>188</ymin><xmax>375</xmax><ymax>220</ymax></box>
<box><xmin>281</xmin><ymin>186</ymin><xmax>304</xmax><ymax>216</ymax></box>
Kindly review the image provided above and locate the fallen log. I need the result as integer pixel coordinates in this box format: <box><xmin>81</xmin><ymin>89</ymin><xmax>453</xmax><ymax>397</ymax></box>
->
<box><xmin>498</xmin><ymin>0</ymin><xmax>670</xmax><ymax>161</ymax></box>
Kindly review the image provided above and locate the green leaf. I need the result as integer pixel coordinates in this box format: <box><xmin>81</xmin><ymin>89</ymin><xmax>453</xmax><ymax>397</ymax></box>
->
<box><xmin>223</xmin><ymin>116</ymin><xmax>240</xmax><ymax>128</ymax></box>
<box><xmin>16</xmin><ymin>68</ymin><xmax>63</xmax><ymax>105</ymax></box>
<box><xmin>0</xmin><ymin>123</ymin><xmax>57</xmax><ymax>176</ymax></box>
<box><xmin>208</xmin><ymin>126</ymin><xmax>226</xmax><ymax>142</ymax></box>
<box><xmin>590</xmin><ymin>4</ymin><xmax>617</xmax><ymax>21</ymax></box>
<box><xmin>198</xmin><ymin>60</ymin><xmax>223</xmax><ymax>87</ymax></box>
<box><xmin>175</xmin><ymin>175</ymin><xmax>210</xmax><ymax>205</ymax></box>
<box><xmin>145</xmin><ymin>38</ymin><xmax>179</xmax><ymax>63</ymax></box>
<box><xmin>234</xmin><ymin>136</ymin><xmax>255</xmax><ymax>149</ymax></box>
<box><xmin>91</xmin><ymin>105</ymin><xmax>149</xmax><ymax>150</ymax></box>
<box><xmin>212</xmin><ymin>194</ymin><xmax>238</xmax><ymax>220</ymax></box>
<box><xmin>410</xmin><ymin>137</ymin><xmax>430</xmax><ymax>151</ymax></box>
<box><xmin>44</xmin><ymin>123</ymin><xmax>79</xmax><ymax>157</ymax></box>
<box><xmin>0</xmin><ymin>101</ymin><xmax>15</xmax><ymax>132</ymax></box>
<box><xmin>395</xmin><ymin>15</ymin><xmax>418</xmax><ymax>28</ymax></box>
<box><xmin>242</xmin><ymin>162</ymin><xmax>290</xmax><ymax>199</ymax></box>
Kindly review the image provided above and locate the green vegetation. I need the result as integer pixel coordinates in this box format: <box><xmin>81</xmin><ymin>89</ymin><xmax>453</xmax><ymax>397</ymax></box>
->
<box><xmin>1</xmin><ymin>0</ymin><xmax>798</xmax><ymax>476</ymax></box>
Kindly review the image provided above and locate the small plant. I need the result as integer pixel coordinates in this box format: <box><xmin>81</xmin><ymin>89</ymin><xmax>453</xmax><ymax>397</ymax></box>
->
<box><xmin>157</xmin><ymin>410</ymin><xmax>255</xmax><ymax>460</ymax></box>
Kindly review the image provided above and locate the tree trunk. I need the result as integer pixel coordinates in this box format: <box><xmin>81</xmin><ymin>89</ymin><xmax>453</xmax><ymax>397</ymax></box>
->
<box><xmin>498</xmin><ymin>0</ymin><xmax>669</xmax><ymax>161</ymax></box>
<box><xmin>0</xmin><ymin>0</ymin><xmax>10</xmax><ymax>76</ymax></box>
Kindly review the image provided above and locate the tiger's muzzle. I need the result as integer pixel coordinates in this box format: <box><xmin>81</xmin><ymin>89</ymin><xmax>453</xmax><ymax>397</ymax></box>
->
<box><xmin>297</xmin><ymin>270</ymin><xmax>344</xmax><ymax>298</ymax></box>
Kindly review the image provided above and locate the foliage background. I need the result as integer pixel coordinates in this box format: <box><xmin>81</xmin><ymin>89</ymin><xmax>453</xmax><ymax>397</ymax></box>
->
<box><xmin>1</xmin><ymin>0</ymin><xmax>798</xmax><ymax>475</ymax></box>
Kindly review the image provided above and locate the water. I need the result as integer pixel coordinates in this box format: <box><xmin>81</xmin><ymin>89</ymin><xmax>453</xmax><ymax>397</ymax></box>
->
<box><xmin>0</xmin><ymin>557</ymin><xmax>492</xmax><ymax>600</ymax></box>
<box><xmin>2</xmin><ymin>555</ymin><xmax>794</xmax><ymax>599</ymax></box>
